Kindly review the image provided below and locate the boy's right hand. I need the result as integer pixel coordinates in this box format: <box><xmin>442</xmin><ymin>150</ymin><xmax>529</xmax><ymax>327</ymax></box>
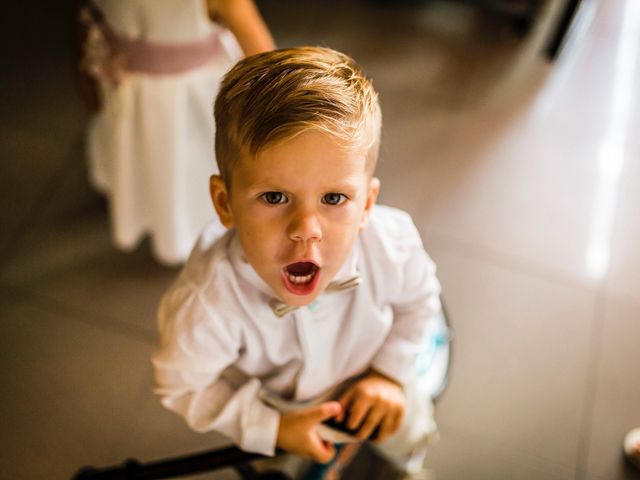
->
<box><xmin>276</xmin><ymin>401</ymin><xmax>342</xmax><ymax>464</ymax></box>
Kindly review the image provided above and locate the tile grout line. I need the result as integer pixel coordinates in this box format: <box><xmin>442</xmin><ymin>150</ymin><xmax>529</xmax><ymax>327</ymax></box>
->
<box><xmin>573</xmin><ymin>122</ymin><xmax>639</xmax><ymax>479</ymax></box>
<box><xmin>424</xmin><ymin>228</ymin><xmax>600</xmax><ymax>293</ymax></box>
<box><xmin>571</xmin><ymin>83</ymin><xmax>636</xmax><ymax>478</ymax></box>
<box><xmin>573</xmin><ymin>286</ymin><xmax>606</xmax><ymax>480</ymax></box>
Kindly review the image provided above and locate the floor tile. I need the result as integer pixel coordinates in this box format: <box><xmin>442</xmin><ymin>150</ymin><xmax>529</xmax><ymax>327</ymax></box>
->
<box><xmin>103</xmin><ymin>378</ymin><xmax>240</xmax><ymax>479</ymax></box>
<box><xmin>421</xmin><ymin>246</ymin><xmax>596</xmax><ymax>478</ymax></box>
<box><xmin>582</xmin><ymin>298</ymin><xmax>640</xmax><ymax>480</ymax></box>
<box><xmin>383</xmin><ymin>104</ymin><xmax>604</xmax><ymax>285</ymax></box>
<box><xmin>1</xmin><ymin>223</ymin><xmax>176</xmax><ymax>340</ymax></box>
<box><xmin>0</xmin><ymin>153</ymin><xmax>177</xmax><ymax>338</ymax></box>
<box><xmin>0</xmin><ymin>128</ymin><xmax>80</xmax><ymax>258</ymax></box>
<box><xmin>0</xmin><ymin>296</ymin><xmax>154</xmax><ymax>479</ymax></box>
<box><xmin>427</xmin><ymin>425</ymin><xmax>576</xmax><ymax>480</ymax></box>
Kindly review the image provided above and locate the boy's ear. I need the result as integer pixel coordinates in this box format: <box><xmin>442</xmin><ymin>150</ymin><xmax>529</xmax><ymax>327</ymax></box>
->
<box><xmin>359</xmin><ymin>177</ymin><xmax>380</xmax><ymax>231</ymax></box>
<box><xmin>209</xmin><ymin>175</ymin><xmax>234</xmax><ymax>228</ymax></box>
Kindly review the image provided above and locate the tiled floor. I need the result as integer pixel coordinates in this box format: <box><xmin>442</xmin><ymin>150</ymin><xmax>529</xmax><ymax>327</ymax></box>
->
<box><xmin>1</xmin><ymin>0</ymin><xmax>639</xmax><ymax>479</ymax></box>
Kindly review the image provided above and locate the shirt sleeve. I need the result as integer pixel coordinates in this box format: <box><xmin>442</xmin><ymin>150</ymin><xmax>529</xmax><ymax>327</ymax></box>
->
<box><xmin>151</xmin><ymin>282</ymin><xmax>280</xmax><ymax>456</ymax></box>
<box><xmin>368</xmin><ymin>208</ymin><xmax>442</xmax><ymax>386</ymax></box>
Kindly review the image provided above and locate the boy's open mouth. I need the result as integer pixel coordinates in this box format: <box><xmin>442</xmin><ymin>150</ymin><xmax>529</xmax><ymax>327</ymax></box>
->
<box><xmin>281</xmin><ymin>261</ymin><xmax>320</xmax><ymax>295</ymax></box>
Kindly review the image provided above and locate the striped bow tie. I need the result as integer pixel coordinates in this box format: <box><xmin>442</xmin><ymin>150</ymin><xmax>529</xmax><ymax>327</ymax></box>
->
<box><xmin>269</xmin><ymin>275</ymin><xmax>361</xmax><ymax>317</ymax></box>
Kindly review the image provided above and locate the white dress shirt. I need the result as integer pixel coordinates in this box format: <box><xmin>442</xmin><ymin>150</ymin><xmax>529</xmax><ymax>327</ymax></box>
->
<box><xmin>152</xmin><ymin>205</ymin><xmax>441</xmax><ymax>455</ymax></box>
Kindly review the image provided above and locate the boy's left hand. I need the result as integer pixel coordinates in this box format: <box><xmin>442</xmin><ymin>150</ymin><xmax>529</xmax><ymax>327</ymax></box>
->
<box><xmin>337</xmin><ymin>370</ymin><xmax>405</xmax><ymax>443</ymax></box>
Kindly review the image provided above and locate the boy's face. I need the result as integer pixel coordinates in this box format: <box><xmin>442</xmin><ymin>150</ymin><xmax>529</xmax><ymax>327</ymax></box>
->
<box><xmin>210</xmin><ymin>130</ymin><xmax>380</xmax><ymax>306</ymax></box>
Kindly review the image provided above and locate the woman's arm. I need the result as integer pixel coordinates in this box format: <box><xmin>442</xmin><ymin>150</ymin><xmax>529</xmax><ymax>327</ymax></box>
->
<box><xmin>207</xmin><ymin>0</ymin><xmax>275</xmax><ymax>56</ymax></box>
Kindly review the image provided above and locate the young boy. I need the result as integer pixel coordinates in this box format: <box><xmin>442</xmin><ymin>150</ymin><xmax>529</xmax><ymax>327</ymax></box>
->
<box><xmin>152</xmin><ymin>46</ymin><xmax>441</xmax><ymax>478</ymax></box>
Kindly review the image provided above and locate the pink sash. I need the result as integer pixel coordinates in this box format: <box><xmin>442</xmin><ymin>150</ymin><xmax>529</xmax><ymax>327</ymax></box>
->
<box><xmin>79</xmin><ymin>3</ymin><xmax>222</xmax><ymax>83</ymax></box>
<box><xmin>110</xmin><ymin>31</ymin><xmax>221</xmax><ymax>76</ymax></box>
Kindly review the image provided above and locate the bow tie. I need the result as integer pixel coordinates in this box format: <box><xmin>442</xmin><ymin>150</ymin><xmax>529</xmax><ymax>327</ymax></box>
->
<box><xmin>269</xmin><ymin>274</ymin><xmax>361</xmax><ymax>317</ymax></box>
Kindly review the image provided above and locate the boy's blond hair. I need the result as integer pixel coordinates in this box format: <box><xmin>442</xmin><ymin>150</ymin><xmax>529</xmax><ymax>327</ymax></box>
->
<box><xmin>214</xmin><ymin>46</ymin><xmax>382</xmax><ymax>185</ymax></box>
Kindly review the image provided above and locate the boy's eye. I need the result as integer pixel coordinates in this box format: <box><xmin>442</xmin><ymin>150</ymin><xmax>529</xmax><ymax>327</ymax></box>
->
<box><xmin>322</xmin><ymin>193</ymin><xmax>347</xmax><ymax>206</ymax></box>
<box><xmin>261</xmin><ymin>192</ymin><xmax>288</xmax><ymax>205</ymax></box>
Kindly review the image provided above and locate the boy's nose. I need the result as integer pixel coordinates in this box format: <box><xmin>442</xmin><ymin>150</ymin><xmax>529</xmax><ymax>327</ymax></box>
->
<box><xmin>287</xmin><ymin>210</ymin><xmax>322</xmax><ymax>243</ymax></box>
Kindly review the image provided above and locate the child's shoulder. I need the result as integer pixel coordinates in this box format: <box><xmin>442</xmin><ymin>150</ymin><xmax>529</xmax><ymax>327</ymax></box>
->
<box><xmin>163</xmin><ymin>225</ymin><xmax>244</xmax><ymax>317</ymax></box>
<box><xmin>156</xmin><ymin>226</ymin><xmax>246</xmax><ymax>347</ymax></box>
<box><xmin>358</xmin><ymin>205</ymin><xmax>425</xmax><ymax>274</ymax></box>
<box><xmin>364</xmin><ymin>204</ymin><xmax>423</xmax><ymax>250</ymax></box>
<box><xmin>358</xmin><ymin>206</ymin><xmax>436</xmax><ymax>303</ymax></box>
<box><xmin>180</xmin><ymin>225</ymin><xmax>236</xmax><ymax>287</ymax></box>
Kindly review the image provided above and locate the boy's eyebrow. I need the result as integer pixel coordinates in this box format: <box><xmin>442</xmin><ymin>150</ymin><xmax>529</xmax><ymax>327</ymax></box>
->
<box><xmin>246</xmin><ymin>179</ymin><xmax>361</xmax><ymax>193</ymax></box>
<box><xmin>326</xmin><ymin>182</ymin><xmax>359</xmax><ymax>193</ymax></box>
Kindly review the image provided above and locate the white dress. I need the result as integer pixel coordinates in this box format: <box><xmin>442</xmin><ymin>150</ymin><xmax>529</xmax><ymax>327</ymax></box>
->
<box><xmin>87</xmin><ymin>0</ymin><xmax>241</xmax><ymax>265</ymax></box>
